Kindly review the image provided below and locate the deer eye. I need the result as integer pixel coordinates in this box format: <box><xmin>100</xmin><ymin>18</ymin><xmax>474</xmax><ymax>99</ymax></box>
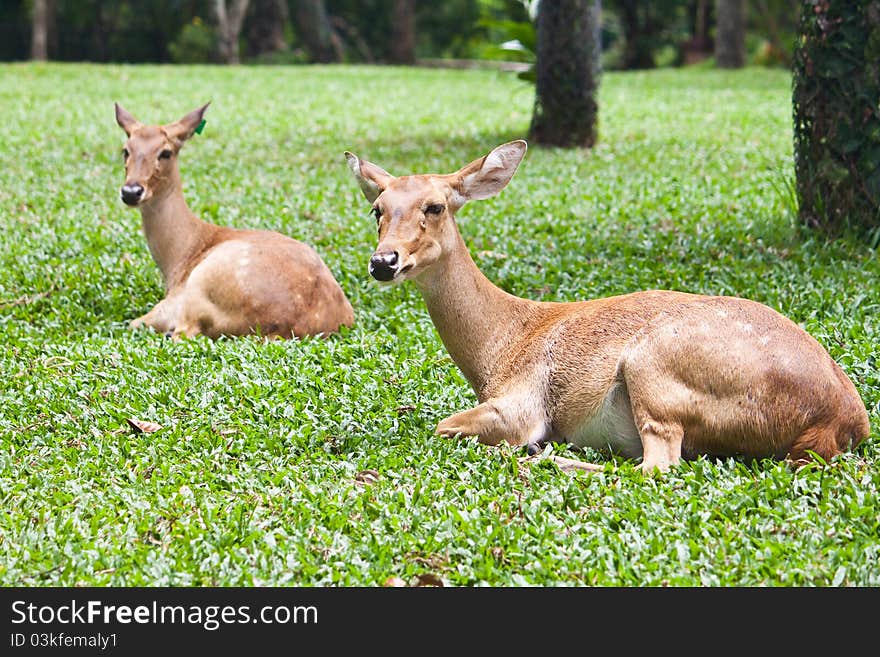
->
<box><xmin>371</xmin><ymin>206</ymin><xmax>383</xmax><ymax>222</ymax></box>
<box><xmin>425</xmin><ymin>203</ymin><xmax>445</xmax><ymax>215</ymax></box>
<box><xmin>159</xmin><ymin>149</ymin><xmax>173</xmax><ymax>160</ymax></box>
<box><xmin>122</xmin><ymin>148</ymin><xmax>129</xmax><ymax>160</ymax></box>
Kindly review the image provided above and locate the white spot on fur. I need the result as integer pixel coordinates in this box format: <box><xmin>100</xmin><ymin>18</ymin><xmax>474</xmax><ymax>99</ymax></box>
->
<box><xmin>568</xmin><ymin>383</ymin><xmax>642</xmax><ymax>458</ymax></box>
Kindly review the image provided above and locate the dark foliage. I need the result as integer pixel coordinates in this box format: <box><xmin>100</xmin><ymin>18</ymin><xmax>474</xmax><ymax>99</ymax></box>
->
<box><xmin>793</xmin><ymin>0</ymin><xmax>880</xmax><ymax>239</ymax></box>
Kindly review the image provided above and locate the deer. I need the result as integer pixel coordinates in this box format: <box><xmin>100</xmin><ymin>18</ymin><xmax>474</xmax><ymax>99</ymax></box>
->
<box><xmin>114</xmin><ymin>102</ymin><xmax>354</xmax><ymax>340</ymax></box>
<box><xmin>344</xmin><ymin>140</ymin><xmax>870</xmax><ymax>473</ymax></box>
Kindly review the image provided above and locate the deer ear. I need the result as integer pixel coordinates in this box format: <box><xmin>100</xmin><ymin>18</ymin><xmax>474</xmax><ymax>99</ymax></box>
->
<box><xmin>115</xmin><ymin>103</ymin><xmax>141</xmax><ymax>137</ymax></box>
<box><xmin>165</xmin><ymin>102</ymin><xmax>210</xmax><ymax>145</ymax></box>
<box><xmin>450</xmin><ymin>140</ymin><xmax>527</xmax><ymax>210</ymax></box>
<box><xmin>344</xmin><ymin>152</ymin><xmax>395</xmax><ymax>203</ymax></box>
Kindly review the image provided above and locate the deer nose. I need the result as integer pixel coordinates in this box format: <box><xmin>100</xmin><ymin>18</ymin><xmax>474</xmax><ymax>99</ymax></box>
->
<box><xmin>369</xmin><ymin>250</ymin><xmax>399</xmax><ymax>281</ymax></box>
<box><xmin>120</xmin><ymin>183</ymin><xmax>145</xmax><ymax>206</ymax></box>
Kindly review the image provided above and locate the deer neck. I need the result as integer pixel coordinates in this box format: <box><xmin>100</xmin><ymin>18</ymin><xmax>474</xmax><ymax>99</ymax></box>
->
<box><xmin>137</xmin><ymin>174</ymin><xmax>212</xmax><ymax>290</ymax></box>
<box><xmin>414</xmin><ymin>229</ymin><xmax>537</xmax><ymax>398</ymax></box>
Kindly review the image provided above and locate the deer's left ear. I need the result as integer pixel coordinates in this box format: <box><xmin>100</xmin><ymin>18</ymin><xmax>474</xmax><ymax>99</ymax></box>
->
<box><xmin>165</xmin><ymin>102</ymin><xmax>210</xmax><ymax>145</ymax></box>
<box><xmin>449</xmin><ymin>140</ymin><xmax>527</xmax><ymax>210</ymax></box>
<box><xmin>344</xmin><ymin>151</ymin><xmax>395</xmax><ymax>203</ymax></box>
<box><xmin>115</xmin><ymin>103</ymin><xmax>142</xmax><ymax>137</ymax></box>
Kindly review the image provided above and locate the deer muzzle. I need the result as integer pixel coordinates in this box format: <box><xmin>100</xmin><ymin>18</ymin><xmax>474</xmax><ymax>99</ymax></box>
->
<box><xmin>369</xmin><ymin>250</ymin><xmax>400</xmax><ymax>282</ymax></box>
<box><xmin>120</xmin><ymin>182</ymin><xmax>145</xmax><ymax>206</ymax></box>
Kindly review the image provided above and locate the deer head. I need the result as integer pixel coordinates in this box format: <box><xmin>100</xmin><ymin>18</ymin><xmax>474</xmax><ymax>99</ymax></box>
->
<box><xmin>345</xmin><ymin>140</ymin><xmax>527</xmax><ymax>283</ymax></box>
<box><xmin>114</xmin><ymin>102</ymin><xmax>210</xmax><ymax>207</ymax></box>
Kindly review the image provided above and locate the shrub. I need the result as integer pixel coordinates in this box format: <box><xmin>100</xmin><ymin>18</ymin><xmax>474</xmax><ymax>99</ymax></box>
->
<box><xmin>168</xmin><ymin>17</ymin><xmax>217</xmax><ymax>64</ymax></box>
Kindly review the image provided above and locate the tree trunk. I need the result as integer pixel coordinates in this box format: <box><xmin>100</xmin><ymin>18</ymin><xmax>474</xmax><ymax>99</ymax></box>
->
<box><xmin>390</xmin><ymin>0</ymin><xmax>416</xmax><ymax>64</ymax></box>
<box><xmin>292</xmin><ymin>0</ymin><xmax>344</xmax><ymax>63</ymax></box>
<box><xmin>246</xmin><ymin>0</ymin><xmax>289</xmax><ymax>57</ymax></box>
<box><xmin>214</xmin><ymin>0</ymin><xmax>250</xmax><ymax>64</ymax></box>
<box><xmin>793</xmin><ymin>1</ymin><xmax>880</xmax><ymax>238</ymax></box>
<box><xmin>715</xmin><ymin>0</ymin><xmax>746</xmax><ymax>68</ymax></box>
<box><xmin>618</xmin><ymin>0</ymin><xmax>656</xmax><ymax>69</ymax></box>
<box><xmin>529</xmin><ymin>0</ymin><xmax>601</xmax><ymax>148</ymax></box>
<box><xmin>31</xmin><ymin>0</ymin><xmax>49</xmax><ymax>61</ymax></box>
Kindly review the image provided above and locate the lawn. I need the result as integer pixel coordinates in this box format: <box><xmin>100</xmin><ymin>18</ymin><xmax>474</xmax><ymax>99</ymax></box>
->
<box><xmin>0</xmin><ymin>63</ymin><xmax>877</xmax><ymax>586</ymax></box>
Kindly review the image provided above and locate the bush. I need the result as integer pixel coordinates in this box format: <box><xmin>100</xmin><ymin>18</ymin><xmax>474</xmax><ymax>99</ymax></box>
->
<box><xmin>168</xmin><ymin>18</ymin><xmax>217</xmax><ymax>64</ymax></box>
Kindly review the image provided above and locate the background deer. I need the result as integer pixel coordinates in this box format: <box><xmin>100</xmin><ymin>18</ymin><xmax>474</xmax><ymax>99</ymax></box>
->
<box><xmin>345</xmin><ymin>140</ymin><xmax>870</xmax><ymax>472</ymax></box>
<box><xmin>115</xmin><ymin>103</ymin><xmax>354</xmax><ymax>339</ymax></box>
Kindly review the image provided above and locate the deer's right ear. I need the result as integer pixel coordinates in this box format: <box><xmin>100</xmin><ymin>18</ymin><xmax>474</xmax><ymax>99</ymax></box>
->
<box><xmin>344</xmin><ymin>152</ymin><xmax>394</xmax><ymax>203</ymax></box>
<box><xmin>450</xmin><ymin>140</ymin><xmax>527</xmax><ymax>210</ymax></box>
<box><xmin>115</xmin><ymin>103</ymin><xmax>141</xmax><ymax>137</ymax></box>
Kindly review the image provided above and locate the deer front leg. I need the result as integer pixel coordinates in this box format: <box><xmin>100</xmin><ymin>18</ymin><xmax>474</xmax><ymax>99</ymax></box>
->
<box><xmin>128</xmin><ymin>296</ymin><xmax>180</xmax><ymax>336</ymax></box>
<box><xmin>436</xmin><ymin>395</ymin><xmax>548</xmax><ymax>447</ymax></box>
<box><xmin>437</xmin><ymin>397</ymin><xmax>606</xmax><ymax>473</ymax></box>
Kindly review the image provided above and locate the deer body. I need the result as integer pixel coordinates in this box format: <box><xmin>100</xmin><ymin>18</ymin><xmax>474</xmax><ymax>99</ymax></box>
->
<box><xmin>115</xmin><ymin>104</ymin><xmax>353</xmax><ymax>340</ymax></box>
<box><xmin>345</xmin><ymin>141</ymin><xmax>869</xmax><ymax>472</ymax></box>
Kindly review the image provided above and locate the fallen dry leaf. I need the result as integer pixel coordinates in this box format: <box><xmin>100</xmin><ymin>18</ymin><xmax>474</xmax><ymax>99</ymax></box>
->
<box><xmin>355</xmin><ymin>469</ymin><xmax>380</xmax><ymax>486</ymax></box>
<box><xmin>126</xmin><ymin>418</ymin><xmax>162</xmax><ymax>434</ymax></box>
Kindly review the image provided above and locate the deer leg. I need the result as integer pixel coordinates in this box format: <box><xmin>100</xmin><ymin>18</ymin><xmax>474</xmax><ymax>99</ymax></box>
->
<box><xmin>169</xmin><ymin>320</ymin><xmax>204</xmax><ymax>341</ymax></box>
<box><xmin>436</xmin><ymin>395</ymin><xmax>548</xmax><ymax>447</ymax></box>
<box><xmin>620</xmin><ymin>354</ymin><xmax>686</xmax><ymax>473</ymax></box>
<box><xmin>631</xmin><ymin>410</ymin><xmax>684</xmax><ymax>474</ymax></box>
<box><xmin>438</xmin><ymin>395</ymin><xmax>606</xmax><ymax>473</ymax></box>
<box><xmin>129</xmin><ymin>298</ymin><xmax>177</xmax><ymax>335</ymax></box>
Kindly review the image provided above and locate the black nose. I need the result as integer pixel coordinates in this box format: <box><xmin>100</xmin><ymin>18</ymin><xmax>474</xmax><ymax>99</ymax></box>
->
<box><xmin>121</xmin><ymin>183</ymin><xmax>144</xmax><ymax>206</ymax></box>
<box><xmin>369</xmin><ymin>251</ymin><xmax>399</xmax><ymax>281</ymax></box>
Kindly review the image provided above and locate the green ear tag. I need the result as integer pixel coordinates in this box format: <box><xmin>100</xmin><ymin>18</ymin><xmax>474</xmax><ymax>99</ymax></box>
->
<box><xmin>194</xmin><ymin>119</ymin><xmax>207</xmax><ymax>135</ymax></box>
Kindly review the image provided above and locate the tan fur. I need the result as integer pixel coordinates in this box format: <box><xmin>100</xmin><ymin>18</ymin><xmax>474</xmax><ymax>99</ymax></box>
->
<box><xmin>115</xmin><ymin>103</ymin><xmax>353</xmax><ymax>340</ymax></box>
<box><xmin>345</xmin><ymin>141</ymin><xmax>870</xmax><ymax>472</ymax></box>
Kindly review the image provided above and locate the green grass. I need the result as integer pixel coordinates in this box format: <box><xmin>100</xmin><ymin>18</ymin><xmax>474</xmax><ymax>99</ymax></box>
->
<box><xmin>0</xmin><ymin>63</ymin><xmax>877</xmax><ymax>586</ymax></box>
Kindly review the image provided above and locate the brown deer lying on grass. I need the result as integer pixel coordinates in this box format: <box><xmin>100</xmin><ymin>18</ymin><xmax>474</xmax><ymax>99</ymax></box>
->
<box><xmin>344</xmin><ymin>140</ymin><xmax>869</xmax><ymax>473</ymax></box>
<box><xmin>115</xmin><ymin>102</ymin><xmax>353</xmax><ymax>340</ymax></box>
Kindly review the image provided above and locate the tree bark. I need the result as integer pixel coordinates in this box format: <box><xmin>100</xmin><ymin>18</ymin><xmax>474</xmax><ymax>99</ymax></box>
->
<box><xmin>793</xmin><ymin>0</ymin><xmax>880</xmax><ymax>238</ymax></box>
<box><xmin>390</xmin><ymin>0</ymin><xmax>416</xmax><ymax>64</ymax></box>
<box><xmin>715</xmin><ymin>0</ymin><xmax>746</xmax><ymax>68</ymax></box>
<box><xmin>245</xmin><ymin>0</ymin><xmax>289</xmax><ymax>57</ymax></box>
<box><xmin>529</xmin><ymin>0</ymin><xmax>601</xmax><ymax>148</ymax></box>
<box><xmin>214</xmin><ymin>0</ymin><xmax>250</xmax><ymax>64</ymax></box>
<box><xmin>31</xmin><ymin>0</ymin><xmax>49</xmax><ymax>61</ymax></box>
<box><xmin>292</xmin><ymin>0</ymin><xmax>344</xmax><ymax>63</ymax></box>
